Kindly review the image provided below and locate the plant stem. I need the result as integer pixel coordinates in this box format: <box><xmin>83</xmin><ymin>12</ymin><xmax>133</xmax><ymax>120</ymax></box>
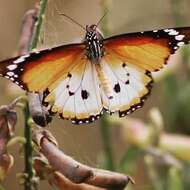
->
<box><xmin>30</xmin><ymin>0</ymin><xmax>48</xmax><ymax>50</ymax></box>
<box><xmin>23</xmin><ymin>0</ymin><xmax>48</xmax><ymax>189</ymax></box>
<box><xmin>99</xmin><ymin>0</ymin><xmax>114</xmax><ymax>170</ymax></box>
<box><xmin>23</xmin><ymin>103</ymin><xmax>34</xmax><ymax>190</ymax></box>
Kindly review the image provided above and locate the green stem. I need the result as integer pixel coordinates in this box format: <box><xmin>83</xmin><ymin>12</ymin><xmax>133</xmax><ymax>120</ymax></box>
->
<box><xmin>23</xmin><ymin>103</ymin><xmax>34</xmax><ymax>190</ymax></box>
<box><xmin>100</xmin><ymin>0</ymin><xmax>114</xmax><ymax>170</ymax></box>
<box><xmin>23</xmin><ymin>0</ymin><xmax>48</xmax><ymax>189</ymax></box>
<box><xmin>30</xmin><ymin>0</ymin><xmax>48</xmax><ymax>50</ymax></box>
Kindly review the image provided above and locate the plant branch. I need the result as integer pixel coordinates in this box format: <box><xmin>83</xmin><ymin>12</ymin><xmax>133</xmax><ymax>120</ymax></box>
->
<box><xmin>32</xmin><ymin>128</ymin><xmax>133</xmax><ymax>190</ymax></box>
<box><xmin>30</xmin><ymin>0</ymin><xmax>48</xmax><ymax>50</ymax></box>
<box><xmin>18</xmin><ymin>0</ymin><xmax>48</xmax><ymax>189</ymax></box>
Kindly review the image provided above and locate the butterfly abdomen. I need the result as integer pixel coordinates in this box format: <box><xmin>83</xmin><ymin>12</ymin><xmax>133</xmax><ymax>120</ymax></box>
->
<box><xmin>95</xmin><ymin>64</ymin><xmax>113</xmax><ymax>99</ymax></box>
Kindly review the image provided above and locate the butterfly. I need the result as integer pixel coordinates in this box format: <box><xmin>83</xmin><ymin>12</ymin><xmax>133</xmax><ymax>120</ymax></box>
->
<box><xmin>0</xmin><ymin>22</ymin><xmax>190</xmax><ymax>124</ymax></box>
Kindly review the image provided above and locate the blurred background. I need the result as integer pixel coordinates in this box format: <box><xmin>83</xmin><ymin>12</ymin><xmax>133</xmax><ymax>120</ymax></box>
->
<box><xmin>1</xmin><ymin>0</ymin><xmax>190</xmax><ymax>189</ymax></box>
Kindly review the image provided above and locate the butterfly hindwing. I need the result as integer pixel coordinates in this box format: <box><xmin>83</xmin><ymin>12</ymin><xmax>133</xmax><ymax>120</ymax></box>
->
<box><xmin>46</xmin><ymin>59</ymin><xmax>103</xmax><ymax>124</ymax></box>
<box><xmin>98</xmin><ymin>54</ymin><xmax>153</xmax><ymax>117</ymax></box>
<box><xmin>104</xmin><ymin>27</ymin><xmax>190</xmax><ymax>72</ymax></box>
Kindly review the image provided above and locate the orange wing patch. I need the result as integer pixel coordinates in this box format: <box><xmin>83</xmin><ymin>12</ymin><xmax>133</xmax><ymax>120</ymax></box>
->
<box><xmin>0</xmin><ymin>43</ymin><xmax>85</xmax><ymax>92</ymax></box>
<box><xmin>104</xmin><ymin>27</ymin><xmax>190</xmax><ymax>72</ymax></box>
<box><xmin>105</xmin><ymin>35</ymin><xmax>170</xmax><ymax>72</ymax></box>
<box><xmin>22</xmin><ymin>44</ymin><xmax>85</xmax><ymax>92</ymax></box>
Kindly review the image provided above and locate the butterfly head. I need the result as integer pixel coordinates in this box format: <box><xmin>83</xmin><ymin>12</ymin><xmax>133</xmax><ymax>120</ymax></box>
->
<box><xmin>86</xmin><ymin>25</ymin><xmax>103</xmax><ymax>38</ymax></box>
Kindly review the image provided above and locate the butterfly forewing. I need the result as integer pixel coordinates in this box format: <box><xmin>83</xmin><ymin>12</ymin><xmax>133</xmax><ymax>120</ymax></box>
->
<box><xmin>0</xmin><ymin>43</ymin><xmax>85</xmax><ymax>91</ymax></box>
<box><xmin>104</xmin><ymin>27</ymin><xmax>190</xmax><ymax>72</ymax></box>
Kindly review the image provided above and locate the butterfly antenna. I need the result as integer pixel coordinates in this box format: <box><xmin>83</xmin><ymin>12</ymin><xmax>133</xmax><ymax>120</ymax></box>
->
<box><xmin>96</xmin><ymin>10</ymin><xmax>109</xmax><ymax>27</ymax></box>
<box><xmin>59</xmin><ymin>13</ymin><xmax>86</xmax><ymax>31</ymax></box>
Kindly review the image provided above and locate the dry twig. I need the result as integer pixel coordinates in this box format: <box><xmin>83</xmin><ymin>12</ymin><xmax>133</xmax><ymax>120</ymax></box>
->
<box><xmin>33</xmin><ymin>128</ymin><xmax>134</xmax><ymax>190</ymax></box>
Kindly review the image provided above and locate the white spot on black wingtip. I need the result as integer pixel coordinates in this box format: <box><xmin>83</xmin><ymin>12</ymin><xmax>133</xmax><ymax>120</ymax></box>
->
<box><xmin>132</xmin><ymin>107</ymin><xmax>136</xmax><ymax>111</ymax></box>
<box><xmin>7</xmin><ymin>64</ymin><xmax>17</xmax><ymax>71</ymax></box>
<box><xmin>153</xmin><ymin>30</ymin><xmax>158</xmax><ymax>33</ymax></box>
<box><xmin>127</xmin><ymin>111</ymin><xmax>131</xmax><ymax>114</ymax></box>
<box><xmin>175</xmin><ymin>35</ymin><xmax>185</xmax><ymax>41</ymax></box>
<box><xmin>13</xmin><ymin>55</ymin><xmax>29</xmax><ymax>64</ymax></box>
<box><xmin>168</xmin><ymin>30</ymin><xmax>179</xmax><ymax>36</ymax></box>
<box><xmin>78</xmin><ymin>121</ymin><xmax>83</xmax><ymax>124</ymax></box>
<box><xmin>164</xmin><ymin>29</ymin><xmax>169</xmax><ymax>32</ymax></box>
<box><xmin>6</xmin><ymin>72</ymin><xmax>14</xmax><ymax>76</ymax></box>
<box><xmin>177</xmin><ymin>42</ymin><xmax>185</xmax><ymax>47</ymax></box>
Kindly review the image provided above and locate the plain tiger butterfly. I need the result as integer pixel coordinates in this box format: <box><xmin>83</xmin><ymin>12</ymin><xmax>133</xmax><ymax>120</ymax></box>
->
<box><xmin>0</xmin><ymin>15</ymin><xmax>190</xmax><ymax>124</ymax></box>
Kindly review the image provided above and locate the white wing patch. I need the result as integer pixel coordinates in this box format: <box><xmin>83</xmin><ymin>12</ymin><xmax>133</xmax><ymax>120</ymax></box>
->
<box><xmin>99</xmin><ymin>56</ymin><xmax>153</xmax><ymax>117</ymax></box>
<box><xmin>44</xmin><ymin>59</ymin><xmax>103</xmax><ymax>124</ymax></box>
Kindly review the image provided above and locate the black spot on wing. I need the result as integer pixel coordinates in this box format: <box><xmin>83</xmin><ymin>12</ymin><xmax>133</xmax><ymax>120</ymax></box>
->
<box><xmin>69</xmin><ymin>91</ymin><xmax>74</xmax><ymax>96</ymax></box>
<box><xmin>67</xmin><ymin>73</ymin><xmax>72</xmax><ymax>78</ymax></box>
<box><xmin>125</xmin><ymin>80</ymin><xmax>130</xmax><ymax>85</ymax></box>
<box><xmin>122</xmin><ymin>62</ymin><xmax>127</xmax><ymax>67</ymax></box>
<box><xmin>81</xmin><ymin>90</ymin><xmax>89</xmax><ymax>100</ymax></box>
<box><xmin>114</xmin><ymin>83</ymin><xmax>121</xmax><ymax>93</ymax></box>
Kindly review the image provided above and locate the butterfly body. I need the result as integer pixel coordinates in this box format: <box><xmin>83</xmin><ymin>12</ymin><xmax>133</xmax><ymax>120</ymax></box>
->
<box><xmin>84</xmin><ymin>25</ymin><xmax>113</xmax><ymax>99</ymax></box>
<box><xmin>1</xmin><ymin>26</ymin><xmax>190</xmax><ymax>124</ymax></box>
<box><xmin>85</xmin><ymin>25</ymin><xmax>104</xmax><ymax>64</ymax></box>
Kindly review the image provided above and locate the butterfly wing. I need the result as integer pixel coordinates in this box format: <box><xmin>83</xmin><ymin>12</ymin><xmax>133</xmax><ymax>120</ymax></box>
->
<box><xmin>0</xmin><ymin>43</ymin><xmax>103</xmax><ymax>124</ymax></box>
<box><xmin>45</xmin><ymin>61</ymin><xmax>103</xmax><ymax>124</ymax></box>
<box><xmin>104</xmin><ymin>27</ymin><xmax>190</xmax><ymax>72</ymax></box>
<box><xmin>0</xmin><ymin>43</ymin><xmax>85</xmax><ymax>91</ymax></box>
<box><xmin>98</xmin><ymin>56</ymin><xmax>153</xmax><ymax>117</ymax></box>
<box><xmin>100</xmin><ymin>27</ymin><xmax>190</xmax><ymax>116</ymax></box>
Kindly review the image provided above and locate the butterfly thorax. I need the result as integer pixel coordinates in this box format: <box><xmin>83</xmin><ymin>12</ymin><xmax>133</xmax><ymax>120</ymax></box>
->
<box><xmin>85</xmin><ymin>25</ymin><xmax>104</xmax><ymax>64</ymax></box>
